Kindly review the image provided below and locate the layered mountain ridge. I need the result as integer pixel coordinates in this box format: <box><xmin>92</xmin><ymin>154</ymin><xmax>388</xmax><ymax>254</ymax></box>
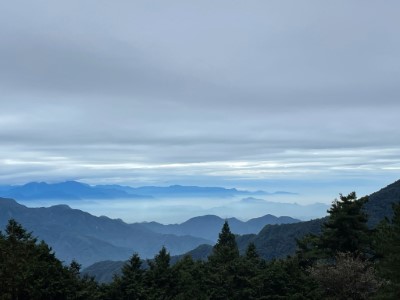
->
<box><xmin>138</xmin><ymin>214</ymin><xmax>299</xmax><ymax>242</ymax></box>
<box><xmin>0</xmin><ymin>197</ymin><xmax>298</xmax><ymax>267</ymax></box>
<box><xmin>0</xmin><ymin>181</ymin><xmax>271</xmax><ymax>200</ymax></box>
<box><xmin>83</xmin><ymin>179</ymin><xmax>400</xmax><ymax>282</ymax></box>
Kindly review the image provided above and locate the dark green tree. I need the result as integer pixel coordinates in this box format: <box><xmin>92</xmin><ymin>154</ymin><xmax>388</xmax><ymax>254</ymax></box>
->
<box><xmin>206</xmin><ymin>221</ymin><xmax>240</xmax><ymax>299</ymax></box>
<box><xmin>297</xmin><ymin>192</ymin><xmax>371</xmax><ymax>260</ymax></box>
<box><xmin>209</xmin><ymin>221</ymin><xmax>239</xmax><ymax>264</ymax></box>
<box><xmin>245</xmin><ymin>242</ymin><xmax>259</xmax><ymax>262</ymax></box>
<box><xmin>296</xmin><ymin>233</ymin><xmax>322</xmax><ymax>267</ymax></box>
<box><xmin>0</xmin><ymin>219</ymin><xmax>96</xmax><ymax>300</ymax></box>
<box><xmin>145</xmin><ymin>246</ymin><xmax>175</xmax><ymax>300</ymax></box>
<box><xmin>170</xmin><ymin>255</ymin><xmax>207</xmax><ymax>300</ymax></box>
<box><xmin>295</xmin><ymin>192</ymin><xmax>376</xmax><ymax>298</ymax></box>
<box><xmin>256</xmin><ymin>257</ymin><xmax>320</xmax><ymax>299</ymax></box>
<box><xmin>373</xmin><ymin>203</ymin><xmax>400</xmax><ymax>298</ymax></box>
<box><xmin>320</xmin><ymin>192</ymin><xmax>370</xmax><ymax>256</ymax></box>
<box><xmin>0</xmin><ymin>219</ymin><xmax>36</xmax><ymax>299</ymax></box>
<box><xmin>232</xmin><ymin>243</ymin><xmax>264</xmax><ymax>300</ymax></box>
<box><xmin>109</xmin><ymin>253</ymin><xmax>145</xmax><ymax>300</ymax></box>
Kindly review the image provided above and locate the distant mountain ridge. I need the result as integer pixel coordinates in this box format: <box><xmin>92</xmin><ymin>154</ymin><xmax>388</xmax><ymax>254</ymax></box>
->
<box><xmin>0</xmin><ymin>181</ymin><xmax>147</xmax><ymax>200</ymax></box>
<box><xmin>99</xmin><ymin>184</ymin><xmax>269</xmax><ymax>198</ymax></box>
<box><xmin>0</xmin><ymin>181</ymin><xmax>275</xmax><ymax>200</ymax></box>
<box><xmin>83</xmin><ymin>179</ymin><xmax>400</xmax><ymax>282</ymax></box>
<box><xmin>138</xmin><ymin>214</ymin><xmax>300</xmax><ymax>242</ymax></box>
<box><xmin>213</xmin><ymin>197</ymin><xmax>328</xmax><ymax>220</ymax></box>
<box><xmin>235</xmin><ymin>179</ymin><xmax>400</xmax><ymax>260</ymax></box>
<box><xmin>0</xmin><ymin>198</ymin><xmax>210</xmax><ymax>267</ymax></box>
<box><xmin>0</xmin><ymin>197</ymin><xmax>298</xmax><ymax>267</ymax></box>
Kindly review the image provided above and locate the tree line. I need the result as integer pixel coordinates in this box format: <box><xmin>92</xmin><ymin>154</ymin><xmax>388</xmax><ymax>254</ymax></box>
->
<box><xmin>1</xmin><ymin>192</ymin><xmax>399</xmax><ymax>299</ymax></box>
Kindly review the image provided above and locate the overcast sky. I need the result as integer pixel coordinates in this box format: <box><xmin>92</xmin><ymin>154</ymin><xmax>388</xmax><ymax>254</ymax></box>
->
<box><xmin>1</xmin><ymin>1</ymin><xmax>399</xmax><ymax>201</ymax></box>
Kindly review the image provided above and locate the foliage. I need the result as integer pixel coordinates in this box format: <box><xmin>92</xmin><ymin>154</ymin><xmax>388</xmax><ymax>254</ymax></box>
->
<box><xmin>170</xmin><ymin>256</ymin><xmax>207</xmax><ymax>300</ymax></box>
<box><xmin>209</xmin><ymin>221</ymin><xmax>239</xmax><ymax>264</ymax></box>
<box><xmin>144</xmin><ymin>246</ymin><xmax>175</xmax><ymax>299</ymax></box>
<box><xmin>238</xmin><ymin>218</ymin><xmax>325</xmax><ymax>261</ymax></box>
<box><xmin>2</xmin><ymin>181</ymin><xmax>400</xmax><ymax>299</ymax></box>
<box><xmin>107</xmin><ymin>253</ymin><xmax>145</xmax><ymax>299</ymax></box>
<box><xmin>309</xmin><ymin>252</ymin><xmax>382</xmax><ymax>299</ymax></box>
<box><xmin>206</xmin><ymin>221</ymin><xmax>241</xmax><ymax>299</ymax></box>
<box><xmin>321</xmin><ymin>192</ymin><xmax>370</xmax><ymax>256</ymax></box>
<box><xmin>0</xmin><ymin>219</ymin><xmax>98</xmax><ymax>300</ymax></box>
<box><xmin>297</xmin><ymin>192</ymin><xmax>371</xmax><ymax>261</ymax></box>
<box><xmin>372</xmin><ymin>203</ymin><xmax>400</xmax><ymax>299</ymax></box>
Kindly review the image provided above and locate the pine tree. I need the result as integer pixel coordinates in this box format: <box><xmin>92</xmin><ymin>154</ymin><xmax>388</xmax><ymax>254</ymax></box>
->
<box><xmin>320</xmin><ymin>192</ymin><xmax>370</xmax><ymax>257</ymax></box>
<box><xmin>245</xmin><ymin>242</ymin><xmax>259</xmax><ymax>262</ymax></box>
<box><xmin>117</xmin><ymin>253</ymin><xmax>145</xmax><ymax>299</ymax></box>
<box><xmin>206</xmin><ymin>221</ymin><xmax>240</xmax><ymax>299</ymax></box>
<box><xmin>145</xmin><ymin>246</ymin><xmax>175</xmax><ymax>300</ymax></box>
<box><xmin>209</xmin><ymin>221</ymin><xmax>239</xmax><ymax>264</ymax></box>
<box><xmin>233</xmin><ymin>242</ymin><xmax>264</xmax><ymax>300</ymax></box>
<box><xmin>297</xmin><ymin>192</ymin><xmax>371</xmax><ymax>260</ymax></box>
<box><xmin>171</xmin><ymin>255</ymin><xmax>207</xmax><ymax>300</ymax></box>
<box><xmin>0</xmin><ymin>219</ymin><xmax>93</xmax><ymax>300</ymax></box>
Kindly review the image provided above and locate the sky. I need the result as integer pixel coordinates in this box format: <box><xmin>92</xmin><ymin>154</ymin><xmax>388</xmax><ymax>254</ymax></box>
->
<box><xmin>1</xmin><ymin>1</ymin><xmax>400</xmax><ymax>204</ymax></box>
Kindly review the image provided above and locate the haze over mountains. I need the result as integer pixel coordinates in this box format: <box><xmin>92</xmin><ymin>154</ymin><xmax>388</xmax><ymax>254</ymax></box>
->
<box><xmin>0</xmin><ymin>198</ymin><xmax>207</xmax><ymax>266</ymax></box>
<box><xmin>1</xmin><ymin>179</ymin><xmax>399</xmax><ymax>282</ymax></box>
<box><xmin>0</xmin><ymin>197</ymin><xmax>299</xmax><ymax>267</ymax></box>
<box><xmin>138</xmin><ymin>214</ymin><xmax>300</xmax><ymax>242</ymax></box>
<box><xmin>9</xmin><ymin>179</ymin><xmax>397</xmax><ymax>271</ymax></box>
<box><xmin>0</xmin><ymin>181</ymin><xmax>328</xmax><ymax>222</ymax></box>
<box><xmin>84</xmin><ymin>179</ymin><xmax>400</xmax><ymax>282</ymax></box>
<box><xmin>0</xmin><ymin>181</ymin><xmax>269</xmax><ymax>200</ymax></box>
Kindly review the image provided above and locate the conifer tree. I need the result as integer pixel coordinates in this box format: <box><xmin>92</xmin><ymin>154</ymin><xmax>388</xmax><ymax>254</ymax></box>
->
<box><xmin>206</xmin><ymin>221</ymin><xmax>240</xmax><ymax>299</ymax></box>
<box><xmin>245</xmin><ymin>242</ymin><xmax>259</xmax><ymax>262</ymax></box>
<box><xmin>320</xmin><ymin>192</ymin><xmax>370</xmax><ymax>257</ymax></box>
<box><xmin>116</xmin><ymin>253</ymin><xmax>145</xmax><ymax>300</ymax></box>
<box><xmin>145</xmin><ymin>246</ymin><xmax>175</xmax><ymax>300</ymax></box>
<box><xmin>297</xmin><ymin>192</ymin><xmax>371</xmax><ymax>260</ymax></box>
<box><xmin>0</xmin><ymin>219</ymin><xmax>92</xmax><ymax>300</ymax></box>
<box><xmin>171</xmin><ymin>255</ymin><xmax>207</xmax><ymax>300</ymax></box>
<box><xmin>209</xmin><ymin>221</ymin><xmax>239</xmax><ymax>264</ymax></box>
<box><xmin>233</xmin><ymin>242</ymin><xmax>264</xmax><ymax>300</ymax></box>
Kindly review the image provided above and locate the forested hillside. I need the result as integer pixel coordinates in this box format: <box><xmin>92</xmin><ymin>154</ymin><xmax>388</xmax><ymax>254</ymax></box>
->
<box><xmin>85</xmin><ymin>180</ymin><xmax>400</xmax><ymax>281</ymax></box>
<box><xmin>1</xmin><ymin>180</ymin><xmax>400</xmax><ymax>299</ymax></box>
<box><xmin>2</xmin><ymin>193</ymin><xmax>400</xmax><ymax>299</ymax></box>
<box><xmin>364</xmin><ymin>179</ymin><xmax>400</xmax><ymax>226</ymax></box>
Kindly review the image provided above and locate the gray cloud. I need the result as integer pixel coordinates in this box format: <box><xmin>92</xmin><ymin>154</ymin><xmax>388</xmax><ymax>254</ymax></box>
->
<box><xmin>0</xmin><ymin>0</ymin><xmax>399</xmax><ymax>196</ymax></box>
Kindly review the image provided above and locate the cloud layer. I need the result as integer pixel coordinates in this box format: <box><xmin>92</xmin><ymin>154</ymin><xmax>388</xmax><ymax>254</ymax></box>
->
<box><xmin>1</xmin><ymin>1</ymin><xmax>399</xmax><ymax>198</ymax></box>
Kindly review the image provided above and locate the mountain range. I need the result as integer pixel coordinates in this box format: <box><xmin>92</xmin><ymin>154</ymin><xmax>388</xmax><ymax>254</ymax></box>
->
<box><xmin>0</xmin><ymin>181</ymin><xmax>145</xmax><ymax>200</ymax></box>
<box><xmin>0</xmin><ymin>199</ymin><xmax>208</xmax><ymax>266</ymax></box>
<box><xmin>0</xmin><ymin>198</ymin><xmax>298</xmax><ymax>267</ymax></box>
<box><xmin>209</xmin><ymin>197</ymin><xmax>328</xmax><ymax>220</ymax></box>
<box><xmin>4</xmin><ymin>179</ymin><xmax>399</xmax><ymax>280</ymax></box>
<box><xmin>236</xmin><ymin>180</ymin><xmax>400</xmax><ymax>260</ymax></box>
<box><xmin>138</xmin><ymin>214</ymin><xmax>300</xmax><ymax>242</ymax></box>
<box><xmin>0</xmin><ymin>181</ymin><xmax>272</xmax><ymax>200</ymax></box>
<box><xmin>83</xmin><ymin>179</ymin><xmax>400</xmax><ymax>282</ymax></box>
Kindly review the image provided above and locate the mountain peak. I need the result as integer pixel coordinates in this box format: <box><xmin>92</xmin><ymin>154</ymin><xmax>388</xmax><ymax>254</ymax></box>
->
<box><xmin>50</xmin><ymin>204</ymin><xmax>72</xmax><ymax>210</ymax></box>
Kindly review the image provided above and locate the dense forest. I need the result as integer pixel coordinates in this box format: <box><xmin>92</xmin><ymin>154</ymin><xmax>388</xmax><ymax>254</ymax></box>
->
<box><xmin>1</xmin><ymin>192</ymin><xmax>400</xmax><ymax>299</ymax></box>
